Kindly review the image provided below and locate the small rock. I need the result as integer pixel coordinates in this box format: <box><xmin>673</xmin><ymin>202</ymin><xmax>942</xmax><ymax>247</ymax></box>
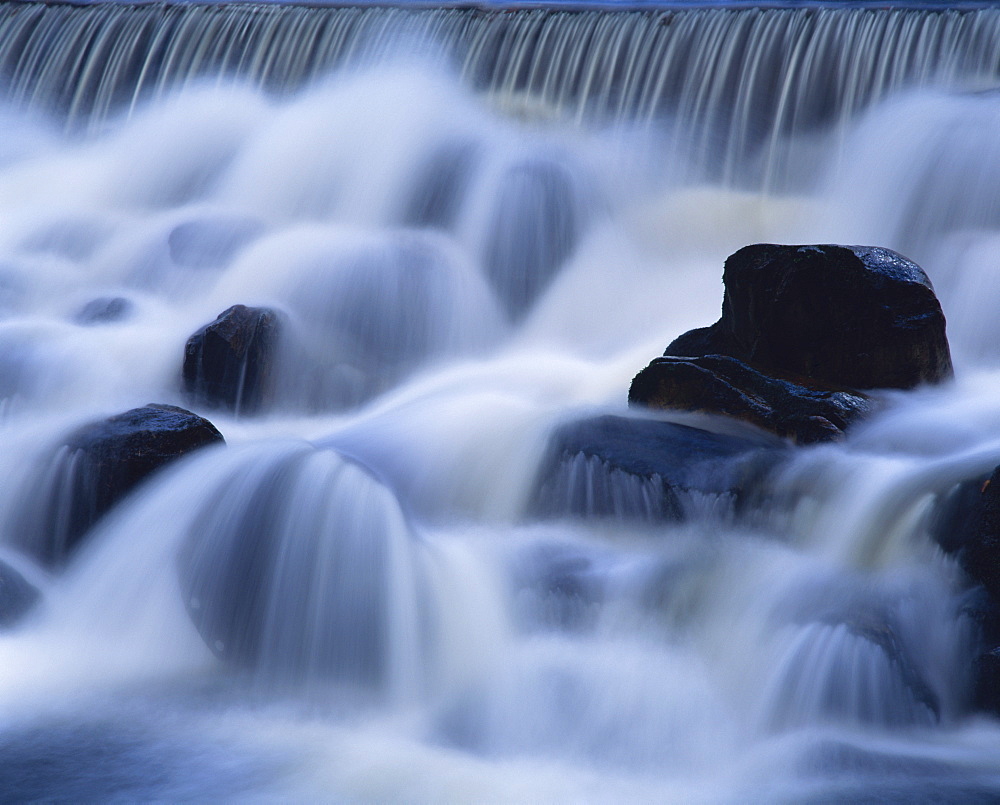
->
<box><xmin>183</xmin><ymin>305</ymin><xmax>281</xmax><ymax>415</ymax></box>
<box><xmin>74</xmin><ymin>296</ymin><xmax>133</xmax><ymax>325</ymax></box>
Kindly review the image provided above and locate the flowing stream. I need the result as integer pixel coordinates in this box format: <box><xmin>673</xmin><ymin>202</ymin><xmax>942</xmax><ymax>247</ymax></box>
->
<box><xmin>2</xmin><ymin>2</ymin><xmax>1000</xmax><ymax>801</ymax></box>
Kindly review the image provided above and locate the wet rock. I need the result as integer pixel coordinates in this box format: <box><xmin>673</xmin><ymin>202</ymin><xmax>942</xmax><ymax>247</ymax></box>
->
<box><xmin>482</xmin><ymin>158</ymin><xmax>589</xmax><ymax>320</ymax></box>
<box><xmin>0</xmin><ymin>559</ymin><xmax>39</xmax><ymax>628</ymax></box>
<box><xmin>167</xmin><ymin>216</ymin><xmax>263</xmax><ymax>269</ymax></box>
<box><xmin>74</xmin><ymin>296</ymin><xmax>133</xmax><ymax>325</ymax></box>
<box><xmin>954</xmin><ymin>466</ymin><xmax>1000</xmax><ymax>602</ymax></box>
<box><xmin>531</xmin><ymin>414</ymin><xmax>788</xmax><ymax>521</ymax></box>
<box><xmin>629</xmin><ymin>354</ymin><xmax>874</xmax><ymax>444</ymax></box>
<box><xmin>12</xmin><ymin>404</ymin><xmax>224</xmax><ymax>567</ymax></box>
<box><xmin>929</xmin><ymin>475</ymin><xmax>1000</xmax><ymax>718</ymax></box>
<box><xmin>665</xmin><ymin>244</ymin><xmax>953</xmax><ymax>390</ymax></box>
<box><xmin>973</xmin><ymin>646</ymin><xmax>1000</xmax><ymax>715</ymax></box>
<box><xmin>928</xmin><ymin>474</ymin><xmax>991</xmax><ymax>556</ymax></box>
<box><xmin>183</xmin><ymin>305</ymin><xmax>281</xmax><ymax>415</ymax></box>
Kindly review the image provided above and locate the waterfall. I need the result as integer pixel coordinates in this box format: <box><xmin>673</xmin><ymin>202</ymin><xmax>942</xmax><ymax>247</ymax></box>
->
<box><xmin>5</xmin><ymin>2</ymin><xmax>1000</xmax><ymax>184</ymax></box>
<box><xmin>3</xmin><ymin>1</ymin><xmax>1000</xmax><ymax>801</ymax></box>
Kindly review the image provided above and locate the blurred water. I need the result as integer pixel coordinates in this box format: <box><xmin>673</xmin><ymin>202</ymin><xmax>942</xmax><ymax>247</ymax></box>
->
<box><xmin>0</xmin><ymin>3</ymin><xmax>1000</xmax><ymax>801</ymax></box>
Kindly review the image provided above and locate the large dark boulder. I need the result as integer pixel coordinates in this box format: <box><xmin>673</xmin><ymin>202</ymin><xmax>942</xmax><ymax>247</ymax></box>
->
<box><xmin>531</xmin><ymin>414</ymin><xmax>788</xmax><ymax>521</ymax></box>
<box><xmin>13</xmin><ymin>404</ymin><xmax>224</xmax><ymax>566</ymax></box>
<box><xmin>629</xmin><ymin>354</ymin><xmax>874</xmax><ymax>444</ymax></box>
<box><xmin>183</xmin><ymin>305</ymin><xmax>281</xmax><ymax>415</ymax></box>
<box><xmin>665</xmin><ymin>244</ymin><xmax>953</xmax><ymax>390</ymax></box>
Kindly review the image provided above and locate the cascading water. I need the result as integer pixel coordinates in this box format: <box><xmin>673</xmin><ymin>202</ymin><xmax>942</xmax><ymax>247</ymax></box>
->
<box><xmin>4</xmin><ymin>1</ymin><xmax>1000</xmax><ymax>800</ymax></box>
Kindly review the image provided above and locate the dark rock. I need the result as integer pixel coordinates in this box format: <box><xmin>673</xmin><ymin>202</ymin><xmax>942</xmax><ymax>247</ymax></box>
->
<box><xmin>183</xmin><ymin>305</ymin><xmax>281</xmax><ymax>415</ymax></box>
<box><xmin>0</xmin><ymin>559</ymin><xmax>40</xmax><ymax>628</ymax></box>
<box><xmin>957</xmin><ymin>466</ymin><xmax>1000</xmax><ymax>602</ymax></box>
<box><xmin>629</xmin><ymin>354</ymin><xmax>874</xmax><ymax>444</ymax></box>
<box><xmin>928</xmin><ymin>474</ymin><xmax>991</xmax><ymax>556</ymax></box>
<box><xmin>12</xmin><ymin>404</ymin><xmax>224</xmax><ymax>567</ymax></box>
<box><xmin>665</xmin><ymin>244</ymin><xmax>953</xmax><ymax>390</ymax></box>
<box><xmin>662</xmin><ymin>325</ymin><xmax>738</xmax><ymax>360</ymax></box>
<box><xmin>531</xmin><ymin>414</ymin><xmax>788</xmax><ymax>521</ymax></box>
<box><xmin>482</xmin><ymin>158</ymin><xmax>589</xmax><ymax>320</ymax></box>
<box><xmin>167</xmin><ymin>216</ymin><xmax>263</xmax><ymax>269</ymax></box>
<box><xmin>973</xmin><ymin>647</ymin><xmax>1000</xmax><ymax>715</ymax></box>
<box><xmin>74</xmin><ymin>296</ymin><xmax>133</xmax><ymax>325</ymax></box>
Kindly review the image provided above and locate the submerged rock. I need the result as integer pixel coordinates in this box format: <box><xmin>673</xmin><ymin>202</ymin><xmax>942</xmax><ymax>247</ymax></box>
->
<box><xmin>482</xmin><ymin>158</ymin><xmax>589</xmax><ymax>320</ymax></box>
<box><xmin>401</xmin><ymin>141</ymin><xmax>479</xmax><ymax>230</ymax></box>
<box><xmin>167</xmin><ymin>215</ymin><xmax>264</xmax><ymax>269</ymax></box>
<box><xmin>177</xmin><ymin>445</ymin><xmax>418</xmax><ymax>685</ymax></box>
<box><xmin>272</xmin><ymin>231</ymin><xmax>503</xmax><ymax>412</ymax></box>
<box><xmin>629</xmin><ymin>354</ymin><xmax>874</xmax><ymax>444</ymax></box>
<box><xmin>74</xmin><ymin>296</ymin><xmax>133</xmax><ymax>326</ymax></box>
<box><xmin>13</xmin><ymin>404</ymin><xmax>224</xmax><ymax>567</ymax></box>
<box><xmin>768</xmin><ymin>583</ymin><xmax>943</xmax><ymax>730</ymax></box>
<box><xmin>0</xmin><ymin>559</ymin><xmax>40</xmax><ymax>628</ymax></box>
<box><xmin>531</xmin><ymin>414</ymin><xmax>787</xmax><ymax>521</ymax></box>
<box><xmin>183</xmin><ymin>305</ymin><xmax>282</xmax><ymax>415</ymax></box>
<box><xmin>665</xmin><ymin>243</ymin><xmax>953</xmax><ymax>390</ymax></box>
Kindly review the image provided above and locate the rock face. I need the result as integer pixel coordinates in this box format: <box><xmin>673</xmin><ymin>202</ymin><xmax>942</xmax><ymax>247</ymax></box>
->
<box><xmin>183</xmin><ymin>305</ymin><xmax>281</xmax><ymax>415</ymax></box>
<box><xmin>532</xmin><ymin>414</ymin><xmax>788</xmax><ymax>521</ymax></box>
<box><xmin>665</xmin><ymin>244</ymin><xmax>953</xmax><ymax>390</ymax></box>
<box><xmin>13</xmin><ymin>404</ymin><xmax>224</xmax><ymax>566</ymax></box>
<box><xmin>629</xmin><ymin>354</ymin><xmax>874</xmax><ymax>444</ymax></box>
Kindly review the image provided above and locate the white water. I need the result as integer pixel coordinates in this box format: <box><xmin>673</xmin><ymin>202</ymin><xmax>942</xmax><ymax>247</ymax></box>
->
<box><xmin>2</xmin><ymin>4</ymin><xmax>1000</xmax><ymax>801</ymax></box>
